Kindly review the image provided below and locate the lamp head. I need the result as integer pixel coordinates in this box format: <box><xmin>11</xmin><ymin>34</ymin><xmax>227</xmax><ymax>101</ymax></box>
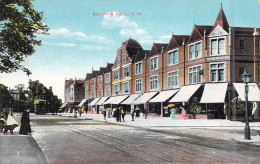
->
<box><xmin>241</xmin><ymin>69</ymin><xmax>251</xmax><ymax>84</ymax></box>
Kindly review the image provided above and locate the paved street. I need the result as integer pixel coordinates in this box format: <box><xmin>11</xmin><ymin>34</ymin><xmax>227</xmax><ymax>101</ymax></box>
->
<box><xmin>29</xmin><ymin>114</ymin><xmax>260</xmax><ymax>164</ymax></box>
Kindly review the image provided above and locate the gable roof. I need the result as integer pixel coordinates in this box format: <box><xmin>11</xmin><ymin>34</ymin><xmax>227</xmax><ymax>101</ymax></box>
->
<box><xmin>122</xmin><ymin>39</ymin><xmax>143</xmax><ymax>59</ymax></box>
<box><xmin>149</xmin><ymin>43</ymin><xmax>168</xmax><ymax>57</ymax></box>
<box><xmin>188</xmin><ymin>25</ymin><xmax>213</xmax><ymax>44</ymax></box>
<box><xmin>214</xmin><ymin>5</ymin><xmax>229</xmax><ymax>32</ymax></box>
<box><xmin>166</xmin><ymin>35</ymin><xmax>190</xmax><ymax>51</ymax></box>
<box><xmin>133</xmin><ymin>50</ymin><xmax>150</xmax><ymax>63</ymax></box>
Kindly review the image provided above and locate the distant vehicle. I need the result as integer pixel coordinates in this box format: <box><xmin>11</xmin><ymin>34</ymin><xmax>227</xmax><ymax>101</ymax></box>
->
<box><xmin>34</xmin><ymin>96</ymin><xmax>47</xmax><ymax>114</ymax></box>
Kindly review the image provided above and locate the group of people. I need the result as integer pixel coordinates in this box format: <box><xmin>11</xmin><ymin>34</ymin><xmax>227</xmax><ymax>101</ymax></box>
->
<box><xmin>101</xmin><ymin>106</ymin><xmax>147</xmax><ymax>122</ymax></box>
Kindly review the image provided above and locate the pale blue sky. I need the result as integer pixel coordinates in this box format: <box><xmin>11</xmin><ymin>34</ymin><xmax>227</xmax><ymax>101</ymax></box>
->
<box><xmin>0</xmin><ymin>0</ymin><xmax>260</xmax><ymax>102</ymax></box>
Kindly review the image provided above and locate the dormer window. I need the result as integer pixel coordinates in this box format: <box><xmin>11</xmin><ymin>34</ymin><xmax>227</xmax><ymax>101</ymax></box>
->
<box><xmin>189</xmin><ymin>41</ymin><xmax>202</xmax><ymax>60</ymax></box>
<box><xmin>210</xmin><ymin>38</ymin><xmax>225</xmax><ymax>55</ymax></box>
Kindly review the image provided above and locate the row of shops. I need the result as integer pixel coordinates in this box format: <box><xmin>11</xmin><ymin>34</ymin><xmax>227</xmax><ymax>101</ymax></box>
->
<box><xmin>60</xmin><ymin>82</ymin><xmax>260</xmax><ymax>119</ymax></box>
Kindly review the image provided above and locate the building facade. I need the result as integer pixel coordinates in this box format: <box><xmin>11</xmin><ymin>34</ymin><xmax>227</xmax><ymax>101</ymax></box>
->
<box><xmin>72</xmin><ymin>6</ymin><xmax>260</xmax><ymax>118</ymax></box>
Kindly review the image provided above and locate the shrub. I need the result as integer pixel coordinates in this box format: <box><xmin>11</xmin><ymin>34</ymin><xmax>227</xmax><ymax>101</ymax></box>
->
<box><xmin>232</xmin><ymin>101</ymin><xmax>245</xmax><ymax>116</ymax></box>
<box><xmin>189</xmin><ymin>104</ymin><xmax>202</xmax><ymax>114</ymax></box>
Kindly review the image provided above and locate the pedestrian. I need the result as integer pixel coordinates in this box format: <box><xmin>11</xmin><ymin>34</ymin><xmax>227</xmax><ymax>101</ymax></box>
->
<box><xmin>102</xmin><ymin>108</ymin><xmax>106</xmax><ymax>120</ymax></box>
<box><xmin>19</xmin><ymin>110</ymin><xmax>31</xmax><ymax>135</ymax></box>
<box><xmin>118</xmin><ymin>108</ymin><xmax>121</xmax><ymax>122</ymax></box>
<box><xmin>78</xmin><ymin>107</ymin><xmax>82</xmax><ymax>117</ymax></box>
<box><xmin>131</xmin><ymin>108</ymin><xmax>135</xmax><ymax>121</ymax></box>
<box><xmin>120</xmin><ymin>107</ymin><xmax>125</xmax><ymax>122</ymax></box>
<box><xmin>135</xmin><ymin>106</ymin><xmax>140</xmax><ymax>118</ymax></box>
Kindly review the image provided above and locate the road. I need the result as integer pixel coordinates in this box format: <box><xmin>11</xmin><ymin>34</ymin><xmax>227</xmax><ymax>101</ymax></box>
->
<box><xmin>30</xmin><ymin>114</ymin><xmax>260</xmax><ymax>164</ymax></box>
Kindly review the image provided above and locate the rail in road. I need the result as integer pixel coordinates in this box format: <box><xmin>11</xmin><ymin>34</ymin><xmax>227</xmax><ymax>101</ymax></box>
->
<box><xmin>35</xmin><ymin>117</ymin><xmax>260</xmax><ymax>163</ymax></box>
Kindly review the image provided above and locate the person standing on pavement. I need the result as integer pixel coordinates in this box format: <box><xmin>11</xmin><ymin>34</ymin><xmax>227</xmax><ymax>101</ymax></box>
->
<box><xmin>102</xmin><ymin>108</ymin><xmax>106</xmax><ymax>121</ymax></box>
<box><xmin>78</xmin><ymin>107</ymin><xmax>82</xmax><ymax>117</ymax></box>
<box><xmin>135</xmin><ymin>106</ymin><xmax>140</xmax><ymax>118</ymax></box>
<box><xmin>19</xmin><ymin>110</ymin><xmax>31</xmax><ymax>135</ymax></box>
<box><xmin>121</xmin><ymin>107</ymin><xmax>125</xmax><ymax>122</ymax></box>
<box><xmin>131</xmin><ymin>108</ymin><xmax>135</xmax><ymax>121</ymax></box>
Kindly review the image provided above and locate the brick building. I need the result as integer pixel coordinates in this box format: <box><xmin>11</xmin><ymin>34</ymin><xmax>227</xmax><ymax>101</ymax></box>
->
<box><xmin>80</xmin><ymin>6</ymin><xmax>260</xmax><ymax>118</ymax></box>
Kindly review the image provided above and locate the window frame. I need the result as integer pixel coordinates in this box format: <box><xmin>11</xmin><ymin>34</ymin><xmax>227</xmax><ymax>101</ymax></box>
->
<box><xmin>105</xmin><ymin>73</ymin><xmax>110</xmax><ymax>83</ymax></box>
<box><xmin>114</xmin><ymin>84</ymin><xmax>119</xmax><ymax>95</ymax></box>
<box><xmin>150</xmin><ymin>56</ymin><xmax>158</xmax><ymax>71</ymax></box>
<box><xmin>105</xmin><ymin>86</ymin><xmax>110</xmax><ymax>96</ymax></box>
<box><xmin>123</xmin><ymin>66</ymin><xmax>130</xmax><ymax>78</ymax></box>
<box><xmin>123</xmin><ymin>81</ymin><xmax>129</xmax><ymax>93</ymax></box>
<box><xmin>188</xmin><ymin>65</ymin><xmax>203</xmax><ymax>84</ymax></box>
<box><xmin>209</xmin><ymin>62</ymin><xmax>226</xmax><ymax>82</ymax></box>
<box><xmin>209</xmin><ymin>36</ymin><xmax>227</xmax><ymax>56</ymax></box>
<box><xmin>113</xmin><ymin>70</ymin><xmax>119</xmax><ymax>81</ymax></box>
<box><xmin>150</xmin><ymin>75</ymin><xmax>158</xmax><ymax>90</ymax></box>
<box><xmin>91</xmin><ymin>78</ymin><xmax>95</xmax><ymax>87</ymax></box>
<box><xmin>135</xmin><ymin>61</ymin><xmax>142</xmax><ymax>75</ymax></box>
<box><xmin>135</xmin><ymin>78</ymin><xmax>142</xmax><ymax>92</ymax></box>
<box><xmin>168</xmin><ymin>49</ymin><xmax>179</xmax><ymax>66</ymax></box>
<box><xmin>188</xmin><ymin>41</ymin><xmax>202</xmax><ymax>61</ymax></box>
<box><xmin>98</xmin><ymin>76</ymin><xmax>102</xmax><ymax>85</ymax></box>
<box><xmin>98</xmin><ymin>88</ymin><xmax>102</xmax><ymax>97</ymax></box>
<box><xmin>167</xmin><ymin>70</ymin><xmax>178</xmax><ymax>88</ymax></box>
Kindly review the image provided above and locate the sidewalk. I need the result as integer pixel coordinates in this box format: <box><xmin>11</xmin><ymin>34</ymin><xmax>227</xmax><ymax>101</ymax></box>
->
<box><xmin>0</xmin><ymin>114</ymin><xmax>48</xmax><ymax>164</ymax></box>
<box><xmin>59</xmin><ymin>112</ymin><xmax>260</xmax><ymax>145</ymax></box>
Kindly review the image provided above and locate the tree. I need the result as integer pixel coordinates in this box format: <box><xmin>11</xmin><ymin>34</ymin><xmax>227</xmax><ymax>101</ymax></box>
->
<box><xmin>0</xmin><ymin>83</ymin><xmax>13</xmax><ymax>110</ymax></box>
<box><xmin>0</xmin><ymin>0</ymin><xmax>48</xmax><ymax>75</ymax></box>
<box><xmin>28</xmin><ymin>80</ymin><xmax>61</xmax><ymax>113</ymax></box>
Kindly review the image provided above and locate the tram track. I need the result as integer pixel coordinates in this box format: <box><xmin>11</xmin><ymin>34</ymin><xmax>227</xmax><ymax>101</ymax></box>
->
<box><xmin>33</xmin><ymin>116</ymin><xmax>260</xmax><ymax>163</ymax></box>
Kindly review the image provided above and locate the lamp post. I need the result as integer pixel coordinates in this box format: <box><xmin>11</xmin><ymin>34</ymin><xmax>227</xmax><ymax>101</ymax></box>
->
<box><xmin>241</xmin><ymin>69</ymin><xmax>251</xmax><ymax>140</ymax></box>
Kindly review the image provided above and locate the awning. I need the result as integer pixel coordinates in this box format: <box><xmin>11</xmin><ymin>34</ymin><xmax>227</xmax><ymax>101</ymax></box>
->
<box><xmin>133</xmin><ymin>92</ymin><xmax>158</xmax><ymax>104</ymax></box>
<box><xmin>95</xmin><ymin>97</ymin><xmax>109</xmax><ymax>105</ymax></box>
<box><xmin>88</xmin><ymin>98</ymin><xmax>101</xmax><ymax>106</ymax></box>
<box><xmin>103</xmin><ymin>96</ymin><xmax>117</xmax><ymax>105</ymax></box>
<box><xmin>200</xmin><ymin>83</ymin><xmax>228</xmax><ymax>103</ymax></box>
<box><xmin>60</xmin><ymin>103</ymin><xmax>67</xmax><ymax>109</ymax></box>
<box><xmin>109</xmin><ymin>95</ymin><xmax>129</xmax><ymax>105</ymax></box>
<box><xmin>233</xmin><ymin>83</ymin><xmax>260</xmax><ymax>101</ymax></box>
<box><xmin>169</xmin><ymin>84</ymin><xmax>201</xmax><ymax>102</ymax></box>
<box><xmin>149</xmin><ymin>89</ymin><xmax>179</xmax><ymax>103</ymax></box>
<box><xmin>121</xmin><ymin>94</ymin><xmax>141</xmax><ymax>105</ymax></box>
<box><xmin>78</xmin><ymin>99</ymin><xmax>87</xmax><ymax>107</ymax></box>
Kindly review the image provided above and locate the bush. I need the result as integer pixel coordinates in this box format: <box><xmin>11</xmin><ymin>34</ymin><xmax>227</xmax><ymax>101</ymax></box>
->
<box><xmin>232</xmin><ymin>102</ymin><xmax>245</xmax><ymax>116</ymax></box>
<box><xmin>189</xmin><ymin>104</ymin><xmax>202</xmax><ymax>114</ymax></box>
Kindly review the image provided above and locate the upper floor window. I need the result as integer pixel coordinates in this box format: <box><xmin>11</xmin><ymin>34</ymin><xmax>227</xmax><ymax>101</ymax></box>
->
<box><xmin>91</xmin><ymin>90</ymin><xmax>95</xmax><ymax>98</ymax></box>
<box><xmin>117</xmin><ymin>57</ymin><xmax>121</xmax><ymax>65</ymax></box>
<box><xmin>105</xmin><ymin>73</ymin><xmax>110</xmax><ymax>83</ymax></box>
<box><xmin>98</xmin><ymin>88</ymin><xmax>102</xmax><ymax>97</ymax></box>
<box><xmin>210</xmin><ymin>63</ymin><xmax>225</xmax><ymax>82</ymax></box>
<box><xmin>124</xmin><ymin>82</ymin><xmax>129</xmax><ymax>93</ymax></box>
<box><xmin>189</xmin><ymin>42</ymin><xmax>202</xmax><ymax>60</ymax></box>
<box><xmin>91</xmin><ymin>79</ymin><xmax>95</xmax><ymax>87</ymax></box>
<box><xmin>168</xmin><ymin>71</ymin><xmax>178</xmax><ymax>88</ymax></box>
<box><xmin>114</xmin><ymin>70</ymin><xmax>119</xmax><ymax>81</ymax></box>
<box><xmin>122</xmin><ymin>55</ymin><xmax>126</xmax><ymax>63</ymax></box>
<box><xmin>150</xmin><ymin>57</ymin><xmax>158</xmax><ymax>71</ymax></box>
<box><xmin>114</xmin><ymin>84</ymin><xmax>119</xmax><ymax>95</ymax></box>
<box><xmin>168</xmin><ymin>50</ymin><xmax>178</xmax><ymax>65</ymax></box>
<box><xmin>135</xmin><ymin>62</ymin><xmax>142</xmax><ymax>75</ymax></box>
<box><xmin>150</xmin><ymin>75</ymin><xmax>158</xmax><ymax>90</ymax></box>
<box><xmin>189</xmin><ymin>65</ymin><xmax>202</xmax><ymax>84</ymax></box>
<box><xmin>124</xmin><ymin>67</ymin><xmax>130</xmax><ymax>77</ymax></box>
<box><xmin>135</xmin><ymin>78</ymin><xmax>142</xmax><ymax>92</ymax></box>
<box><xmin>105</xmin><ymin>86</ymin><xmax>110</xmax><ymax>96</ymax></box>
<box><xmin>98</xmin><ymin>76</ymin><xmax>102</xmax><ymax>84</ymax></box>
<box><xmin>211</xmin><ymin>38</ymin><xmax>225</xmax><ymax>55</ymax></box>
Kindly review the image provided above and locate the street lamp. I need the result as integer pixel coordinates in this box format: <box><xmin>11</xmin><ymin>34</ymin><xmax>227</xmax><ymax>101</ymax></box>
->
<box><xmin>241</xmin><ymin>69</ymin><xmax>251</xmax><ymax>140</ymax></box>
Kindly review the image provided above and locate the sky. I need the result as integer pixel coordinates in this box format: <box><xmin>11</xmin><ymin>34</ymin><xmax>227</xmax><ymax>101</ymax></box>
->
<box><xmin>0</xmin><ymin>0</ymin><xmax>260</xmax><ymax>102</ymax></box>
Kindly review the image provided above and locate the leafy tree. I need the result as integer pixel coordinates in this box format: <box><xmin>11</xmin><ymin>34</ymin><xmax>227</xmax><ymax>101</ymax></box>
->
<box><xmin>0</xmin><ymin>83</ymin><xmax>14</xmax><ymax>110</ymax></box>
<box><xmin>28</xmin><ymin>80</ymin><xmax>61</xmax><ymax>113</ymax></box>
<box><xmin>0</xmin><ymin>0</ymin><xmax>48</xmax><ymax>75</ymax></box>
